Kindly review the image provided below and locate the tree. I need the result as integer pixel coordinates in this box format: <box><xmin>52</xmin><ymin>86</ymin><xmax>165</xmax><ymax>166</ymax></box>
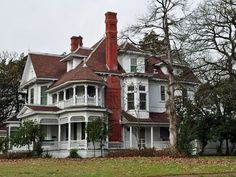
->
<box><xmin>11</xmin><ymin>120</ymin><xmax>44</xmax><ymax>155</ymax></box>
<box><xmin>124</xmin><ymin>0</ymin><xmax>187</xmax><ymax>150</ymax></box>
<box><xmin>182</xmin><ymin>0</ymin><xmax>236</xmax><ymax>82</ymax></box>
<box><xmin>0</xmin><ymin>51</ymin><xmax>26</xmax><ymax>122</ymax></box>
<box><xmin>86</xmin><ymin>118</ymin><xmax>108</xmax><ymax>157</ymax></box>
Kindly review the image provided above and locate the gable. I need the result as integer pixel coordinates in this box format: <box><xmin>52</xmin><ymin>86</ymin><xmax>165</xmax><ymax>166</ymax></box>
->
<box><xmin>20</xmin><ymin>55</ymin><xmax>36</xmax><ymax>87</ymax></box>
<box><xmin>17</xmin><ymin>106</ymin><xmax>34</xmax><ymax>118</ymax></box>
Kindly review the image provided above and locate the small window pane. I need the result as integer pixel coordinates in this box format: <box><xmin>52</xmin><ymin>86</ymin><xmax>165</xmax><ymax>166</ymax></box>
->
<box><xmin>30</xmin><ymin>88</ymin><xmax>34</xmax><ymax>104</ymax></box>
<box><xmin>40</xmin><ymin>86</ymin><xmax>47</xmax><ymax>105</ymax></box>
<box><xmin>52</xmin><ymin>94</ymin><xmax>57</xmax><ymax>103</ymax></box>
<box><xmin>139</xmin><ymin>85</ymin><xmax>145</xmax><ymax>91</ymax></box>
<box><xmin>140</xmin><ymin>93</ymin><xmax>146</xmax><ymax>110</ymax></box>
<box><xmin>66</xmin><ymin>88</ymin><xmax>73</xmax><ymax>100</ymax></box>
<box><xmin>128</xmin><ymin>85</ymin><xmax>134</xmax><ymax>91</ymax></box>
<box><xmin>59</xmin><ymin>91</ymin><xmax>64</xmax><ymax>101</ymax></box>
<box><xmin>88</xmin><ymin>86</ymin><xmax>95</xmax><ymax>97</ymax></box>
<box><xmin>127</xmin><ymin>93</ymin><xmax>134</xmax><ymax>110</ymax></box>
<box><xmin>161</xmin><ymin>86</ymin><xmax>165</xmax><ymax>101</ymax></box>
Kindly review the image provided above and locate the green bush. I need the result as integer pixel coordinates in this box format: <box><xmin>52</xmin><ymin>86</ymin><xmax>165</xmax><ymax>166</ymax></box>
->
<box><xmin>43</xmin><ymin>150</ymin><xmax>52</xmax><ymax>158</ymax></box>
<box><xmin>68</xmin><ymin>149</ymin><xmax>80</xmax><ymax>158</ymax></box>
<box><xmin>0</xmin><ymin>137</ymin><xmax>8</xmax><ymax>154</ymax></box>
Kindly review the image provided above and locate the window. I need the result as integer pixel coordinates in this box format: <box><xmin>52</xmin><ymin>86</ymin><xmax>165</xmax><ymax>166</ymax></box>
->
<box><xmin>66</xmin><ymin>88</ymin><xmax>73</xmax><ymax>100</ymax></box>
<box><xmin>160</xmin><ymin>127</ymin><xmax>169</xmax><ymax>141</ymax></box>
<box><xmin>182</xmin><ymin>88</ymin><xmax>188</xmax><ymax>99</ymax></box>
<box><xmin>140</xmin><ymin>93</ymin><xmax>146</xmax><ymax>110</ymax></box>
<box><xmin>87</xmin><ymin>86</ymin><xmax>95</xmax><ymax>97</ymax></box>
<box><xmin>128</xmin><ymin>93</ymin><xmax>134</xmax><ymax>110</ymax></box>
<box><xmin>130</xmin><ymin>58</ymin><xmax>137</xmax><ymax>72</ymax></box>
<box><xmin>59</xmin><ymin>91</ymin><xmax>64</xmax><ymax>101</ymax></box>
<box><xmin>127</xmin><ymin>85</ymin><xmax>135</xmax><ymax>110</ymax></box>
<box><xmin>30</xmin><ymin>88</ymin><xmax>34</xmax><ymax>104</ymax></box>
<box><xmin>76</xmin><ymin>86</ymin><xmax>84</xmax><ymax>96</ymax></box>
<box><xmin>52</xmin><ymin>94</ymin><xmax>57</xmax><ymax>104</ymax></box>
<box><xmin>40</xmin><ymin>86</ymin><xmax>47</xmax><ymax>105</ymax></box>
<box><xmin>160</xmin><ymin>86</ymin><xmax>165</xmax><ymax>101</ymax></box>
<box><xmin>139</xmin><ymin>85</ymin><xmax>146</xmax><ymax>110</ymax></box>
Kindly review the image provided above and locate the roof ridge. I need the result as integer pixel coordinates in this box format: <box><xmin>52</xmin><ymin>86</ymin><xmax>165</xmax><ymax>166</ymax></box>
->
<box><xmin>29</xmin><ymin>52</ymin><xmax>63</xmax><ymax>57</ymax></box>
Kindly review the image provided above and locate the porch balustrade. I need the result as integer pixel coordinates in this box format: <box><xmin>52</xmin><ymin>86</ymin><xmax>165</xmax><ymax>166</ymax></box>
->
<box><xmin>70</xmin><ymin>140</ymin><xmax>87</xmax><ymax>149</ymax></box>
<box><xmin>42</xmin><ymin>141</ymin><xmax>59</xmax><ymax>150</ymax></box>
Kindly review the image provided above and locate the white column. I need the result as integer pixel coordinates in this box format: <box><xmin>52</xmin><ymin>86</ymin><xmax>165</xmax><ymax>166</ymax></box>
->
<box><xmin>85</xmin><ymin>122</ymin><xmax>88</xmax><ymax>149</ymax></box>
<box><xmin>58</xmin><ymin>124</ymin><xmax>61</xmax><ymax>149</ymax></box>
<box><xmin>129</xmin><ymin>126</ymin><xmax>132</xmax><ymax>148</ymax></box>
<box><xmin>95</xmin><ymin>86</ymin><xmax>99</xmax><ymax>106</ymax></box>
<box><xmin>68</xmin><ymin>122</ymin><xmax>71</xmax><ymax>149</ymax></box>
<box><xmin>63</xmin><ymin>89</ymin><xmax>66</xmax><ymax>100</ymax></box>
<box><xmin>151</xmin><ymin>126</ymin><xmax>154</xmax><ymax>148</ymax></box>
<box><xmin>8</xmin><ymin>126</ymin><xmax>11</xmax><ymax>148</ymax></box>
<box><xmin>84</xmin><ymin>85</ymin><xmax>88</xmax><ymax>105</ymax></box>
<box><xmin>122</xmin><ymin>126</ymin><xmax>125</xmax><ymax>148</ymax></box>
<box><xmin>73</xmin><ymin>85</ymin><xmax>76</xmax><ymax>105</ymax></box>
<box><xmin>57</xmin><ymin>92</ymin><xmax>59</xmax><ymax>103</ymax></box>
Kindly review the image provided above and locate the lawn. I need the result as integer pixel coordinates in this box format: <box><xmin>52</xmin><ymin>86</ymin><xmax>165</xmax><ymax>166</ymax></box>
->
<box><xmin>0</xmin><ymin>156</ymin><xmax>236</xmax><ymax>177</ymax></box>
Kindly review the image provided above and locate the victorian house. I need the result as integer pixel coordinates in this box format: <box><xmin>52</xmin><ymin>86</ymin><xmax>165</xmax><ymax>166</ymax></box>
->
<box><xmin>6</xmin><ymin>12</ymin><xmax>199</xmax><ymax>157</ymax></box>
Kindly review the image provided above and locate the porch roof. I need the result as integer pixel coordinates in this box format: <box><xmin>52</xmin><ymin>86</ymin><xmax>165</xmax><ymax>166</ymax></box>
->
<box><xmin>121</xmin><ymin>111</ymin><xmax>169</xmax><ymax>124</ymax></box>
<box><xmin>27</xmin><ymin>105</ymin><xmax>61</xmax><ymax>112</ymax></box>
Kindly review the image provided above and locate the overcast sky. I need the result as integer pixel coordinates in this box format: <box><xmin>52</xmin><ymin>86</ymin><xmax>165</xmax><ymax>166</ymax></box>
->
<box><xmin>0</xmin><ymin>0</ymin><xmax>201</xmax><ymax>55</ymax></box>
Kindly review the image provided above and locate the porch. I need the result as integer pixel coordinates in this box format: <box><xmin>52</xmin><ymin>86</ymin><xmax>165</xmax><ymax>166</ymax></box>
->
<box><xmin>53</xmin><ymin>84</ymin><xmax>105</xmax><ymax>108</ymax></box>
<box><xmin>122</xmin><ymin>125</ymin><xmax>170</xmax><ymax>149</ymax></box>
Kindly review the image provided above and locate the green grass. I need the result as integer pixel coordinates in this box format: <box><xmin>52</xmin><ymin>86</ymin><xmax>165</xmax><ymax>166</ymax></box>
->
<box><xmin>0</xmin><ymin>156</ymin><xmax>236</xmax><ymax>177</ymax></box>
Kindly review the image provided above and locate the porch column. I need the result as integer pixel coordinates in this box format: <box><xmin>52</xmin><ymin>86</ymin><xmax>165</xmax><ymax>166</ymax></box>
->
<box><xmin>95</xmin><ymin>86</ymin><xmax>99</xmax><ymax>106</ymax></box>
<box><xmin>68</xmin><ymin>122</ymin><xmax>71</xmax><ymax>149</ymax></box>
<box><xmin>84</xmin><ymin>85</ymin><xmax>88</xmax><ymax>105</ymax></box>
<box><xmin>63</xmin><ymin>89</ymin><xmax>66</xmax><ymax>100</ymax></box>
<box><xmin>151</xmin><ymin>126</ymin><xmax>154</xmax><ymax>148</ymax></box>
<box><xmin>73</xmin><ymin>85</ymin><xmax>76</xmax><ymax>105</ymax></box>
<box><xmin>85</xmin><ymin>122</ymin><xmax>88</xmax><ymax>149</ymax></box>
<box><xmin>57</xmin><ymin>92</ymin><xmax>59</xmax><ymax>103</ymax></box>
<box><xmin>122</xmin><ymin>126</ymin><xmax>125</xmax><ymax>148</ymax></box>
<box><xmin>58</xmin><ymin>124</ymin><xmax>61</xmax><ymax>149</ymax></box>
<box><xmin>129</xmin><ymin>126</ymin><xmax>132</xmax><ymax>148</ymax></box>
<box><xmin>8</xmin><ymin>126</ymin><xmax>11</xmax><ymax>148</ymax></box>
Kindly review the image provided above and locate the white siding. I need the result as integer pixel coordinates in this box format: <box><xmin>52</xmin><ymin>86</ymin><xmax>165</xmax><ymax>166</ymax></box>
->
<box><xmin>118</xmin><ymin>54</ymin><xmax>145</xmax><ymax>73</ymax></box>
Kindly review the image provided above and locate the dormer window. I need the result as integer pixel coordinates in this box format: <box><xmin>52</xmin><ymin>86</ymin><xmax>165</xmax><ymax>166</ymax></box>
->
<box><xmin>130</xmin><ymin>58</ymin><xmax>137</xmax><ymax>72</ymax></box>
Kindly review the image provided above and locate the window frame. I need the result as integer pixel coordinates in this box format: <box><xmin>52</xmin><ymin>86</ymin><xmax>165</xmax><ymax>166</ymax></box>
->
<box><xmin>127</xmin><ymin>85</ymin><xmax>135</xmax><ymax>110</ymax></box>
<box><xmin>160</xmin><ymin>85</ymin><xmax>165</xmax><ymax>101</ymax></box>
<box><xmin>30</xmin><ymin>88</ymin><xmax>34</xmax><ymax>104</ymax></box>
<box><xmin>139</xmin><ymin>85</ymin><xmax>146</xmax><ymax>110</ymax></box>
<box><xmin>130</xmin><ymin>58</ymin><xmax>137</xmax><ymax>72</ymax></box>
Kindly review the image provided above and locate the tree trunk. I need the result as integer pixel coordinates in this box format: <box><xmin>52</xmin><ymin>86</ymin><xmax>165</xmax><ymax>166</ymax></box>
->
<box><xmin>226</xmin><ymin>138</ymin><xmax>229</xmax><ymax>155</ymax></box>
<box><xmin>163</xmin><ymin>8</ymin><xmax>177</xmax><ymax>149</ymax></box>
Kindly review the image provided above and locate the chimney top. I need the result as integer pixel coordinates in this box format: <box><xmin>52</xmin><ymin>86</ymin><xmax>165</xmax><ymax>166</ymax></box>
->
<box><xmin>70</xmin><ymin>36</ymin><xmax>83</xmax><ymax>52</ymax></box>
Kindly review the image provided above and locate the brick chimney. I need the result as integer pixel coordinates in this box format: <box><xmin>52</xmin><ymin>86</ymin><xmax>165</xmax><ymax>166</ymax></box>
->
<box><xmin>105</xmin><ymin>12</ymin><xmax>118</xmax><ymax>71</ymax></box>
<box><xmin>105</xmin><ymin>12</ymin><xmax>122</xmax><ymax>142</ymax></box>
<box><xmin>70</xmin><ymin>36</ymin><xmax>83</xmax><ymax>52</ymax></box>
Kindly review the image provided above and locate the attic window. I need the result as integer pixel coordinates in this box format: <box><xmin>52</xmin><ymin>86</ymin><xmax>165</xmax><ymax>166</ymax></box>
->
<box><xmin>130</xmin><ymin>58</ymin><xmax>137</xmax><ymax>72</ymax></box>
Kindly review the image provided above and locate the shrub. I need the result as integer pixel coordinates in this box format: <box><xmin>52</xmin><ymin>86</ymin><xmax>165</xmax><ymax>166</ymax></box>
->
<box><xmin>0</xmin><ymin>152</ymin><xmax>32</xmax><ymax>159</ymax></box>
<box><xmin>43</xmin><ymin>150</ymin><xmax>52</xmax><ymax>158</ymax></box>
<box><xmin>68</xmin><ymin>149</ymin><xmax>80</xmax><ymax>158</ymax></box>
<box><xmin>0</xmin><ymin>137</ymin><xmax>8</xmax><ymax>154</ymax></box>
<box><xmin>32</xmin><ymin>142</ymin><xmax>43</xmax><ymax>157</ymax></box>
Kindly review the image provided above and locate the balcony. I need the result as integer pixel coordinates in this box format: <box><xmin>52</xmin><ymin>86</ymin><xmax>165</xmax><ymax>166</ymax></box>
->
<box><xmin>53</xmin><ymin>84</ymin><xmax>104</xmax><ymax>108</ymax></box>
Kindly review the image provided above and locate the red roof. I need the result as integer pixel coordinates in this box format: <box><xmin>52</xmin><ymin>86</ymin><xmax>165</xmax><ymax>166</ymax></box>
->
<box><xmin>121</xmin><ymin>111</ymin><xmax>169</xmax><ymax>124</ymax></box>
<box><xmin>74</xmin><ymin>47</ymin><xmax>92</xmax><ymax>56</ymax></box>
<box><xmin>50</xmin><ymin>64</ymin><xmax>103</xmax><ymax>88</ymax></box>
<box><xmin>30</xmin><ymin>53</ymin><xmax>66</xmax><ymax>79</ymax></box>
<box><xmin>119</xmin><ymin>42</ymin><xmax>143</xmax><ymax>53</ymax></box>
<box><xmin>27</xmin><ymin>105</ymin><xmax>61</xmax><ymax>112</ymax></box>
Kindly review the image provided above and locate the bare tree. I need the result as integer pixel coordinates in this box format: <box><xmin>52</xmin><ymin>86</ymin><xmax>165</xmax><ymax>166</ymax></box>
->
<box><xmin>123</xmin><ymin>0</ymin><xmax>187</xmax><ymax>150</ymax></box>
<box><xmin>182</xmin><ymin>0</ymin><xmax>236</xmax><ymax>82</ymax></box>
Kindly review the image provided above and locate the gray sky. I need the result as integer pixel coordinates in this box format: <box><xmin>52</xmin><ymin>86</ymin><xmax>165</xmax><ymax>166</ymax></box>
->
<box><xmin>0</xmin><ymin>0</ymin><xmax>201</xmax><ymax>55</ymax></box>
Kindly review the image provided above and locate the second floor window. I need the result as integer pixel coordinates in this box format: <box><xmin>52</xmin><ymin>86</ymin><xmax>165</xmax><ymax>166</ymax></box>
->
<box><xmin>30</xmin><ymin>88</ymin><xmax>34</xmax><ymax>104</ymax></box>
<box><xmin>130</xmin><ymin>58</ymin><xmax>137</xmax><ymax>72</ymax></box>
<box><xmin>59</xmin><ymin>91</ymin><xmax>64</xmax><ymax>101</ymax></box>
<box><xmin>161</xmin><ymin>86</ymin><xmax>165</xmax><ymax>101</ymax></box>
<box><xmin>139</xmin><ymin>85</ymin><xmax>146</xmax><ymax>110</ymax></box>
<box><xmin>66</xmin><ymin>88</ymin><xmax>73</xmax><ymax>100</ymax></box>
<box><xmin>40</xmin><ymin>86</ymin><xmax>47</xmax><ymax>105</ymax></box>
<box><xmin>127</xmin><ymin>85</ymin><xmax>134</xmax><ymax>110</ymax></box>
<box><xmin>52</xmin><ymin>94</ymin><xmax>57</xmax><ymax>104</ymax></box>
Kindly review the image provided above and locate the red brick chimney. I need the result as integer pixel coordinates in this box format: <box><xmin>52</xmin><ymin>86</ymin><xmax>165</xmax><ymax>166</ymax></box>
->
<box><xmin>105</xmin><ymin>12</ymin><xmax>122</xmax><ymax>142</ymax></box>
<box><xmin>70</xmin><ymin>36</ymin><xmax>83</xmax><ymax>52</ymax></box>
<box><xmin>105</xmin><ymin>12</ymin><xmax>118</xmax><ymax>71</ymax></box>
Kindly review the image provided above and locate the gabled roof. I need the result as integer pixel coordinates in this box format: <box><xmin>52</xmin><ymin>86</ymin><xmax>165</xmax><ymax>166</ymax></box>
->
<box><xmin>29</xmin><ymin>53</ymin><xmax>66</xmax><ymax>79</ymax></box>
<box><xmin>86</xmin><ymin>38</ymin><xmax>124</xmax><ymax>73</ymax></box>
<box><xmin>73</xmin><ymin>47</ymin><xmax>92</xmax><ymax>57</ymax></box>
<box><xmin>50</xmin><ymin>64</ymin><xmax>104</xmax><ymax>89</ymax></box>
<box><xmin>121</xmin><ymin>111</ymin><xmax>169</xmax><ymax>124</ymax></box>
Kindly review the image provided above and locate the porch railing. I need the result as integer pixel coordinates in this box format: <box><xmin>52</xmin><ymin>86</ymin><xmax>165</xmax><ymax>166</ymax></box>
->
<box><xmin>88</xmin><ymin>96</ymin><xmax>96</xmax><ymax>105</ymax></box>
<box><xmin>42</xmin><ymin>141</ymin><xmax>58</xmax><ymax>150</ymax></box>
<box><xmin>70</xmin><ymin>140</ymin><xmax>86</xmax><ymax>149</ymax></box>
<box><xmin>153</xmin><ymin>141</ymin><xmax>170</xmax><ymax>149</ymax></box>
